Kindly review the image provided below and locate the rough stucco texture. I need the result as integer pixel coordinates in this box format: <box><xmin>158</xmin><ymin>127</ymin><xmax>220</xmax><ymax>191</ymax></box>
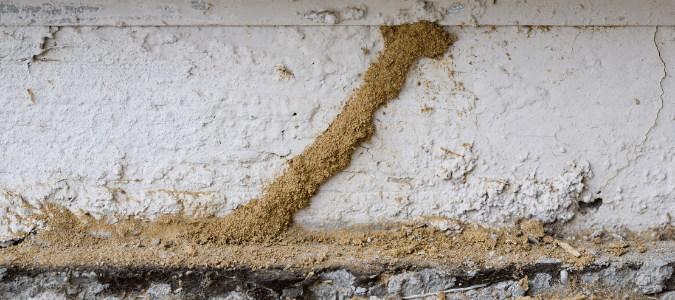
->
<box><xmin>0</xmin><ymin>25</ymin><xmax>674</xmax><ymax>244</ymax></box>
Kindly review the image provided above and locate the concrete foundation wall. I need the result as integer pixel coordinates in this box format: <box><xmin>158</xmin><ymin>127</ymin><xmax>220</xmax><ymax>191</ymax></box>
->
<box><xmin>0</xmin><ymin>1</ymin><xmax>674</xmax><ymax>245</ymax></box>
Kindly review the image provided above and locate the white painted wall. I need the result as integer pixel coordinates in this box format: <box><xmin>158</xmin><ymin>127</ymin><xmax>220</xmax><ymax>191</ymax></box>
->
<box><xmin>2</xmin><ymin>0</ymin><xmax>675</xmax><ymax>26</ymax></box>
<box><xmin>0</xmin><ymin>1</ymin><xmax>674</xmax><ymax>245</ymax></box>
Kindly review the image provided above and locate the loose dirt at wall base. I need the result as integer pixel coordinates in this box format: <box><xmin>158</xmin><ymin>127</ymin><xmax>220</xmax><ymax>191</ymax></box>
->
<box><xmin>7</xmin><ymin>205</ymin><xmax>661</xmax><ymax>270</ymax></box>
<box><xmin>3</xmin><ymin>205</ymin><xmax>674</xmax><ymax>299</ymax></box>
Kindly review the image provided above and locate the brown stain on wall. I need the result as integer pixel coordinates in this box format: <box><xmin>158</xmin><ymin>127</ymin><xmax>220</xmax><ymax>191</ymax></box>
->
<box><xmin>189</xmin><ymin>21</ymin><xmax>455</xmax><ymax>243</ymax></box>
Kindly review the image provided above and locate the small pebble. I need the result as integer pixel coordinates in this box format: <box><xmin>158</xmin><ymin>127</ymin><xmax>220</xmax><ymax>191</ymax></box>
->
<box><xmin>590</xmin><ymin>230</ymin><xmax>604</xmax><ymax>239</ymax></box>
<box><xmin>560</xmin><ymin>270</ymin><xmax>569</xmax><ymax>285</ymax></box>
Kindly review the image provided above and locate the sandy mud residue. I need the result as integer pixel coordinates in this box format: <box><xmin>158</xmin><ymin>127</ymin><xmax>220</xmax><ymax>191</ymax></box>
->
<box><xmin>193</xmin><ymin>21</ymin><xmax>454</xmax><ymax>243</ymax></box>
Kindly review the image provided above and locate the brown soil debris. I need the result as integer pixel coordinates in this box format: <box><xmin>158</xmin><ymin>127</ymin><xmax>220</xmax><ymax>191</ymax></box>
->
<box><xmin>190</xmin><ymin>21</ymin><xmax>454</xmax><ymax>243</ymax></box>
<box><xmin>274</xmin><ymin>64</ymin><xmax>294</xmax><ymax>82</ymax></box>
<box><xmin>521</xmin><ymin>220</ymin><xmax>546</xmax><ymax>239</ymax></box>
<box><xmin>5</xmin><ymin>212</ymin><xmax>598</xmax><ymax>272</ymax></box>
<box><xmin>518</xmin><ymin>276</ymin><xmax>529</xmax><ymax>291</ymax></box>
<box><xmin>27</xmin><ymin>89</ymin><xmax>34</xmax><ymax>102</ymax></box>
<box><xmin>606</xmin><ymin>241</ymin><xmax>630</xmax><ymax>256</ymax></box>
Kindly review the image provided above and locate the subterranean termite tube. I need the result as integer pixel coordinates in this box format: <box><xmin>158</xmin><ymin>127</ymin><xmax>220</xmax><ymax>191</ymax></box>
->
<box><xmin>197</xmin><ymin>21</ymin><xmax>455</xmax><ymax>243</ymax></box>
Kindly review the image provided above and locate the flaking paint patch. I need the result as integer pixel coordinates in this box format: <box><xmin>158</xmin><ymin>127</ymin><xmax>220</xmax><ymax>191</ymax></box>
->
<box><xmin>446</xmin><ymin>4</ymin><xmax>466</xmax><ymax>18</ymax></box>
<box><xmin>385</xmin><ymin>1</ymin><xmax>444</xmax><ymax>25</ymax></box>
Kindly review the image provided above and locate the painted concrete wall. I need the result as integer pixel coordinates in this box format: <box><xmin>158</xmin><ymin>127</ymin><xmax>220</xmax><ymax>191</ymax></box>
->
<box><xmin>2</xmin><ymin>0</ymin><xmax>675</xmax><ymax>26</ymax></box>
<box><xmin>0</xmin><ymin>1</ymin><xmax>674</xmax><ymax>245</ymax></box>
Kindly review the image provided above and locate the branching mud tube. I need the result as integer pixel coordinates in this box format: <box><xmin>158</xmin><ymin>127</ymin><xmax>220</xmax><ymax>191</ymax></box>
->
<box><xmin>195</xmin><ymin>21</ymin><xmax>455</xmax><ymax>243</ymax></box>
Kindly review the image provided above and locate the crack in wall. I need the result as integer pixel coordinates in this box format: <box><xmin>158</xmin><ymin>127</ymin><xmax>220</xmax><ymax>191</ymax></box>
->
<box><xmin>642</xmin><ymin>26</ymin><xmax>668</xmax><ymax>152</ymax></box>
<box><xmin>601</xmin><ymin>26</ymin><xmax>667</xmax><ymax>191</ymax></box>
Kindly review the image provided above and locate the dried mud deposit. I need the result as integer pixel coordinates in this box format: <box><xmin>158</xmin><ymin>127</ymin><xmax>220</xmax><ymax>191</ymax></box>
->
<box><xmin>196</xmin><ymin>21</ymin><xmax>454</xmax><ymax>243</ymax></box>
